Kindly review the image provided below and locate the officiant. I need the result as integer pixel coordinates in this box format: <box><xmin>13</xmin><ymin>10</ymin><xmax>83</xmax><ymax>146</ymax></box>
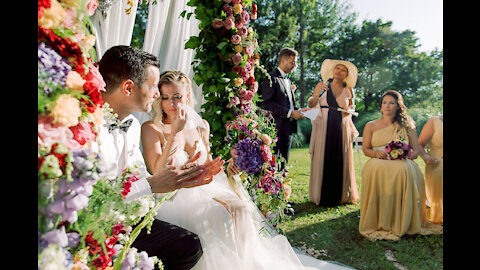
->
<box><xmin>306</xmin><ymin>59</ymin><xmax>360</xmax><ymax>206</ymax></box>
<box><xmin>259</xmin><ymin>48</ymin><xmax>308</xmax><ymax>170</ymax></box>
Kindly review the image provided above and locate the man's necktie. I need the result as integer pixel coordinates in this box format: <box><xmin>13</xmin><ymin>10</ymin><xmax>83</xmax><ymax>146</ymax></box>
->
<box><xmin>108</xmin><ymin>119</ymin><xmax>133</xmax><ymax>133</ymax></box>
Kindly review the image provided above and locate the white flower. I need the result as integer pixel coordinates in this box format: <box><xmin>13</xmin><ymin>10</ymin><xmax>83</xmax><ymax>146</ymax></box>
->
<box><xmin>38</xmin><ymin>244</ymin><xmax>67</xmax><ymax>270</ymax></box>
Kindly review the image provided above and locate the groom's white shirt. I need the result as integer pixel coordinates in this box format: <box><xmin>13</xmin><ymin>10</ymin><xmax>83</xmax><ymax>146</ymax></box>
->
<box><xmin>95</xmin><ymin>113</ymin><xmax>153</xmax><ymax>201</ymax></box>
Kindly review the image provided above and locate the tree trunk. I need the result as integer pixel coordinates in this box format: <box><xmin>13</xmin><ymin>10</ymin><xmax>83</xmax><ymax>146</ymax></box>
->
<box><xmin>298</xmin><ymin>9</ymin><xmax>305</xmax><ymax>108</ymax></box>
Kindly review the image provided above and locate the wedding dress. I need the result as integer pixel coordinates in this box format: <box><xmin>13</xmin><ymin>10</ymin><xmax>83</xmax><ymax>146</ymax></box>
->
<box><xmin>154</xmin><ymin>128</ymin><xmax>354</xmax><ymax>270</ymax></box>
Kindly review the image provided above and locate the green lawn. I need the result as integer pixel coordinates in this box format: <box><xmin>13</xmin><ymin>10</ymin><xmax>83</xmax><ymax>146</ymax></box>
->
<box><xmin>280</xmin><ymin>147</ymin><xmax>443</xmax><ymax>270</ymax></box>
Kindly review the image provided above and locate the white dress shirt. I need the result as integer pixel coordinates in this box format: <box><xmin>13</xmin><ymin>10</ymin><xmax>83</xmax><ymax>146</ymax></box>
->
<box><xmin>277</xmin><ymin>67</ymin><xmax>295</xmax><ymax>119</ymax></box>
<box><xmin>95</xmin><ymin>113</ymin><xmax>153</xmax><ymax>201</ymax></box>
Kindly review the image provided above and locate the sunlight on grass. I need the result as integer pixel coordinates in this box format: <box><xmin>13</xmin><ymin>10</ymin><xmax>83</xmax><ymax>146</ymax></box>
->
<box><xmin>280</xmin><ymin>147</ymin><xmax>442</xmax><ymax>270</ymax></box>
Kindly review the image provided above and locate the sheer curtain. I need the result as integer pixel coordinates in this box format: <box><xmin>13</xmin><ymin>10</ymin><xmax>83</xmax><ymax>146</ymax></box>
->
<box><xmin>90</xmin><ymin>1</ymin><xmax>138</xmax><ymax>60</ymax></box>
<box><xmin>133</xmin><ymin>0</ymin><xmax>203</xmax><ymax>126</ymax></box>
<box><xmin>91</xmin><ymin>0</ymin><xmax>202</xmax><ymax>126</ymax></box>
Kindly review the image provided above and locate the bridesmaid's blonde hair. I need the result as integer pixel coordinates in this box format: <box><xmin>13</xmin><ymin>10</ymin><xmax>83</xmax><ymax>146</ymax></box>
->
<box><xmin>150</xmin><ymin>70</ymin><xmax>193</xmax><ymax>126</ymax></box>
<box><xmin>381</xmin><ymin>90</ymin><xmax>415</xmax><ymax>130</ymax></box>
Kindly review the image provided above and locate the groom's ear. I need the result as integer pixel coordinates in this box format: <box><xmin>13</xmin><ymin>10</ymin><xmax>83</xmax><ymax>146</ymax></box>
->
<box><xmin>121</xmin><ymin>79</ymin><xmax>136</xmax><ymax>97</ymax></box>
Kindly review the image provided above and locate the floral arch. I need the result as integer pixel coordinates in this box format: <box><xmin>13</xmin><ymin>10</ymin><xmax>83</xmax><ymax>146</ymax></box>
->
<box><xmin>38</xmin><ymin>0</ymin><xmax>290</xmax><ymax>268</ymax></box>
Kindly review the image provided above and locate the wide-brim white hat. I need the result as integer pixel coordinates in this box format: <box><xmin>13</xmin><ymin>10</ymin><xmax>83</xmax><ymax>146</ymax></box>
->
<box><xmin>320</xmin><ymin>59</ymin><xmax>358</xmax><ymax>88</ymax></box>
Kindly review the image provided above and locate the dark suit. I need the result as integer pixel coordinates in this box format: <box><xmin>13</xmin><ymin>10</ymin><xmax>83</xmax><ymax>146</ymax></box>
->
<box><xmin>260</xmin><ymin>68</ymin><xmax>298</xmax><ymax>165</ymax></box>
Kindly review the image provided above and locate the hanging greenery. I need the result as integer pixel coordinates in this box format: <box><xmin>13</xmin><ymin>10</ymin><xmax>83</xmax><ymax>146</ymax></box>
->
<box><xmin>183</xmin><ymin>0</ymin><xmax>291</xmax><ymax>228</ymax></box>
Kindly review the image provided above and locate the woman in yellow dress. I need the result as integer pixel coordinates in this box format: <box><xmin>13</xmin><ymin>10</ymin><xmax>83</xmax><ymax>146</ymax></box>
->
<box><xmin>359</xmin><ymin>90</ymin><xmax>442</xmax><ymax>241</ymax></box>
<box><xmin>418</xmin><ymin>115</ymin><xmax>443</xmax><ymax>224</ymax></box>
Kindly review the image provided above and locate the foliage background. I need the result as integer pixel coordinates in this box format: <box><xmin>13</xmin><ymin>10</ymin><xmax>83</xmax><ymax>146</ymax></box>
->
<box><xmin>132</xmin><ymin>0</ymin><xmax>443</xmax><ymax>149</ymax></box>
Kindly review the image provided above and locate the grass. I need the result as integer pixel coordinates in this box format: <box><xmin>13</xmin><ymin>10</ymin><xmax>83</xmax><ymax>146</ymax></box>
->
<box><xmin>279</xmin><ymin>147</ymin><xmax>443</xmax><ymax>270</ymax></box>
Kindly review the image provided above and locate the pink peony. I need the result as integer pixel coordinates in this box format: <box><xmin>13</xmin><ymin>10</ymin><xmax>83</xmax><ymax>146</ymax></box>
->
<box><xmin>38</xmin><ymin>115</ymin><xmax>83</xmax><ymax>150</ymax></box>
<box><xmin>230</xmin><ymin>34</ymin><xmax>242</xmax><ymax>45</ymax></box>
<box><xmin>224</xmin><ymin>17</ymin><xmax>235</xmax><ymax>29</ymax></box>
<box><xmin>252</xmin><ymin>81</ymin><xmax>259</xmax><ymax>93</ymax></box>
<box><xmin>212</xmin><ymin>18</ymin><xmax>223</xmax><ymax>29</ymax></box>
<box><xmin>261</xmin><ymin>144</ymin><xmax>273</xmax><ymax>162</ymax></box>
<box><xmin>237</xmin><ymin>26</ymin><xmax>248</xmax><ymax>37</ymax></box>
<box><xmin>232</xmin><ymin>0</ymin><xmax>242</xmax><ymax>4</ymax></box>
<box><xmin>223</xmin><ymin>4</ymin><xmax>234</xmax><ymax>17</ymax></box>
<box><xmin>50</xmin><ymin>94</ymin><xmax>82</xmax><ymax>127</ymax></box>
<box><xmin>232</xmin><ymin>52</ymin><xmax>243</xmax><ymax>65</ymax></box>
<box><xmin>241</xmin><ymin>10</ymin><xmax>250</xmax><ymax>24</ymax></box>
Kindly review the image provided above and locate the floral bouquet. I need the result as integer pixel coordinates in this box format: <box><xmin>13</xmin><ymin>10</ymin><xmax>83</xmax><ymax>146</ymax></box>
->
<box><xmin>384</xmin><ymin>139</ymin><xmax>414</xmax><ymax>160</ymax></box>
<box><xmin>38</xmin><ymin>1</ymin><xmax>162</xmax><ymax>269</ymax></box>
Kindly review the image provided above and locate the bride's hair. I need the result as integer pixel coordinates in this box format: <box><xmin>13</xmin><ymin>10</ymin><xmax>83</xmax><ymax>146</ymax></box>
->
<box><xmin>150</xmin><ymin>70</ymin><xmax>193</xmax><ymax>126</ymax></box>
<box><xmin>380</xmin><ymin>90</ymin><xmax>415</xmax><ymax>130</ymax></box>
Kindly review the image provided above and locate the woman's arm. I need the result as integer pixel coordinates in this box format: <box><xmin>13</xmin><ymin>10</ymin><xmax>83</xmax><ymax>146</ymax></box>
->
<box><xmin>200</xmin><ymin>119</ymin><xmax>213</xmax><ymax>163</ymax></box>
<box><xmin>406</xmin><ymin>126</ymin><xmax>421</xmax><ymax>160</ymax></box>
<box><xmin>416</xmin><ymin>118</ymin><xmax>438</xmax><ymax>164</ymax></box>
<box><xmin>307</xmin><ymin>81</ymin><xmax>326</xmax><ymax>108</ymax></box>
<box><xmin>141</xmin><ymin>122</ymin><xmax>183</xmax><ymax>174</ymax></box>
<box><xmin>362</xmin><ymin>121</ymin><xmax>387</xmax><ymax>159</ymax></box>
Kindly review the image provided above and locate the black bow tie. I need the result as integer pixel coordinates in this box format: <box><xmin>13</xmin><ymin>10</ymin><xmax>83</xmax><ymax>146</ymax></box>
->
<box><xmin>108</xmin><ymin>119</ymin><xmax>133</xmax><ymax>133</ymax></box>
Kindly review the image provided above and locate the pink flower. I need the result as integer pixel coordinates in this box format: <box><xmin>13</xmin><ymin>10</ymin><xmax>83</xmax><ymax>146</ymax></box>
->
<box><xmin>237</xmin><ymin>26</ymin><xmax>248</xmax><ymax>37</ymax></box>
<box><xmin>223</xmin><ymin>4</ymin><xmax>234</xmax><ymax>17</ymax></box>
<box><xmin>232</xmin><ymin>0</ymin><xmax>242</xmax><ymax>4</ymax></box>
<box><xmin>231</xmin><ymin>34</ymin><xmax>242</xmax><ymax>45</ymax></box>
<box><xmin>244</xmin><ymin>45</ymin><xmax>254</xmax><ymax>56</ymax></box>
<box><xmin>224</xmin><ymin>17</ymin><xmax>234</xmax><ymax>29</ymax></box>
<box><xmin>86</xmin><ymin>0</ymin><xmax>99</xmax><ymax>16</ymax></box>
<box><xmin>232</xmin><ymin>52</ymin><xmax>243</xmax><ymax>65</ymax></box>
<box><xmin>212</xmin><ymin>18</ymin><xmax>223</xmax><ymax>29</ymax></box>
<box><xmin>69</xmin><ymin>121</ymin><xmax>97</xmax><ymax>146</ymax></box>
<box><xmin>239</xmin><ymin>88</ymin><xmax>248</xmax><ymax>97</ymax></box>
<box><xmin>84</xmin><ymin>62</ymin><xmax>106</xmax><ymax>92</ymax></box>
<box><xmin>227</xmin><ymin>96</ymin><xmax>240</xmax><ymax>108</ymax></box>
<box><xmin>261</xmin><ymin>144</ymin><xmax>273</xmax><ymax>162</ymax></box>
<box><xmin>252</xmin><ymin>81</ymin><xmax>259</xmax><ymax>93</ymax></box>
<box><xmin>241</xmin><ymin>10</ymin><xmax>250</xmax><ymax>24</ymax></box>
<box><xmin>38</xmin><ymin>115</ymin><xmax>83</xmax><ymax>150</ymax></box>
<box><xmin>62</xmin><ymin>8</ymin><xmax>76</xmax><ymax>29</ymax></box>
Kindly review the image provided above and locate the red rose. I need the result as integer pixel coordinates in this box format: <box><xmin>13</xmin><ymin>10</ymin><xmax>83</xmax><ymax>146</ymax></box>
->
<box><xmin>69</xmin><ymin>121</ymin><xmax>97</xmax><ymax>146</ymax></box>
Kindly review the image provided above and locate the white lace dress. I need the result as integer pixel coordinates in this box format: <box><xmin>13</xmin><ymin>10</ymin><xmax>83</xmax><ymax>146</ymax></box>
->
<box><xmin>154</xmin><ymin>136</ymin><xmax>354</xmax><ymax>270</ymax></box>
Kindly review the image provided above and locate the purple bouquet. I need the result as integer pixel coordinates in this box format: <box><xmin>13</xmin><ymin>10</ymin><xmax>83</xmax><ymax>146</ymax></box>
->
<box><xmin>235</xmin><ymin>137</ymin><xmax>264</xmax><ymax>174</ymax></box>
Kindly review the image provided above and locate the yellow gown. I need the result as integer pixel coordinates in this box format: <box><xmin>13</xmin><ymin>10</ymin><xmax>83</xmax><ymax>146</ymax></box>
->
<box><xmin>359</xmin><ymin>123</ymin><xmax>442</xmax><ymax>241</ymax></box>
<box><xmin>425</xmin><ymin>116</ymin><xmax>443</xmax><ymax>224</ymax></box>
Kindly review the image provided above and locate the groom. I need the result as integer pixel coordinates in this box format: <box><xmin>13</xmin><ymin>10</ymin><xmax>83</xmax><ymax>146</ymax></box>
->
<box><xmin>260</xmin><ymin>48</ymin><xmax>306</xmax><ymax>169</ymax></box>
<box><xmin>98</xmin><ymin>45</ymin><xmax>223</xmax><ymax>269</ymax></box>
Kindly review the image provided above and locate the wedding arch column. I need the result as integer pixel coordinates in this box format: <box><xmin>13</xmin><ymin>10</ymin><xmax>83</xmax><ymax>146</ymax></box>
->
<box><xmin>90</xmin><ymin>0</ymin><xmax>138</xmax><ymax>60</ymax></box>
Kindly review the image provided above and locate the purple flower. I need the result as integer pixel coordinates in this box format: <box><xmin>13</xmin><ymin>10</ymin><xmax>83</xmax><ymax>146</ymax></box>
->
<box><xmin>38</xmin><ymin>42</ymin><xmax>72</xmax><ymax>95</ymax></box>
<box><xmin>42</xmin><ymin>227</ymin><xmax>68</xmax><ymax>248</ymax></box>
<box><xmin>235</xmin><ymin>137</ymin><xmax>264</xmax><ymax>174</ymax></box>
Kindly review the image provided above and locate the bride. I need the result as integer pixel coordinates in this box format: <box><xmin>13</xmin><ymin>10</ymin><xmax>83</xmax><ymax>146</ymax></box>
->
<box><xmin>141</xmin><ymin>70</ymin><xmax>354</xmax><ymax>270</ymax></box>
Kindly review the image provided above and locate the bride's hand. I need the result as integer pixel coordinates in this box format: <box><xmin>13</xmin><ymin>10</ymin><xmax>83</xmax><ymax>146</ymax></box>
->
<box><xmin>171</xmin><ymin>105</ymin><xmax>187</xmax><ymax>134</ymax></box>
<box><xmin>227</xmin><ymin>158</ymin><xmax>242</xmax><ymax>176</ymax></box>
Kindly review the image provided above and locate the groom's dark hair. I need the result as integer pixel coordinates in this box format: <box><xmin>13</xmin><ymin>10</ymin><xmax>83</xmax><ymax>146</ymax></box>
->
<box><xmin>99</xmin><ymin>45</ymin><xmax>161</xmax><ymax>93</ymax></box>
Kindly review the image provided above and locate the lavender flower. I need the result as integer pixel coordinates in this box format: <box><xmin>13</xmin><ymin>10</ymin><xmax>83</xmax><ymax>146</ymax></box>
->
<box><xmin>38</xmin><ymin>42</ymin><xmax>71</xmax><ymax>95</ymax></box>
<box><xmin>235</xmin><ymin>137</ymin><xmax>264</xmax><ymax>174</ymax></box>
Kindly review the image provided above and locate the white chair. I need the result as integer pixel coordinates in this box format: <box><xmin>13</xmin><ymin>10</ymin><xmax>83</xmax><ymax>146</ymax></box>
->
<box><xmin>353</xmin><ymin>137</ymin><xmax>363</xmax><ymax>167</ymax></box>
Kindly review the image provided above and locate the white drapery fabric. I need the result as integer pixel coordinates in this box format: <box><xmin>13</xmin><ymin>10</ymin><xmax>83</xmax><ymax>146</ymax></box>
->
<box><xmin>135</xmin><ymin>0</ymin><xmax>203</xmax><ymax>125</ymax></box>
<box><xmin>90</xmin><ymin>1</ymin><xmax>138</xmax><ymax>60</ymax></box>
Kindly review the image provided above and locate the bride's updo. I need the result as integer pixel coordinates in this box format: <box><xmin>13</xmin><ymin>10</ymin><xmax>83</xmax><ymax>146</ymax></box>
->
<box><xmin>150</xmin><ymin>70</ymin><xmax>194</xmax><ymax>126</ymax></box>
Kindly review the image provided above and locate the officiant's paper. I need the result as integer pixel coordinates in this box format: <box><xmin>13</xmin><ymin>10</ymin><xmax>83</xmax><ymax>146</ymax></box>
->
<box><xmin>301</xmin><ymin>109</ymin><xmax>320</xmax><ymax>120</ymax></box>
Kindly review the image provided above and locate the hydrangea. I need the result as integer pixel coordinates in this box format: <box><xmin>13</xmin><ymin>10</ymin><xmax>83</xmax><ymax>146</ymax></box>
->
<box><xmin>235</xmin><ymin>137</ymin><xmax>264</xmax><ymax>174</ymax></box>
<box><xmin>38</xmin><ymin>42</ymin><xmax>71</xmax><ymax>95</ymax></box>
